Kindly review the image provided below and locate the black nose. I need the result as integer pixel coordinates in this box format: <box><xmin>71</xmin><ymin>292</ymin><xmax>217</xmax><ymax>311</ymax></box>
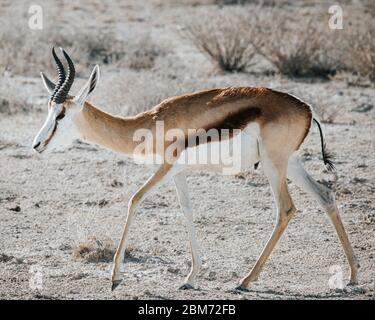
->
<box><xmin>33</xmin><ymin>142</ymin><xmax>41</xmax><ymax>149</ymax></box>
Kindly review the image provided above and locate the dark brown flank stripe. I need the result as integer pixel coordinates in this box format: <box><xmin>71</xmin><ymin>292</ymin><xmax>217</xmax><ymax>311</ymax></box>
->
<box><xmin>184</xmin><ymin>107</ymin><xmax>262</xmax><ymax>148</ymax></box>
<box><xmin>211</xmin><ymin>107</ymin><xmax>262</xmax><ymax>133</ymax></box>
<box><xmin>164</xmin><ymin>107</ymin><xmax>263</xmax><ymax>159</ymax></box>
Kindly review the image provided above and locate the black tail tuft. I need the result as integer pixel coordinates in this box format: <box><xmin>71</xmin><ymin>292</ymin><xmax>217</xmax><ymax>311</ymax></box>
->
<box><xmin>322</xmin><ymin>143</ymin><xmax>335</xmax><ymax>172</ymax></box>
<box><xmin>313</xmin><ymin>119</ymin><xmax>335</xmax><ymax>172</ymax></box>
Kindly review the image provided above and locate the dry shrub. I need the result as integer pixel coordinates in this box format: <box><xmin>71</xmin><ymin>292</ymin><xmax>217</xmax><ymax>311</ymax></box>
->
<box><xmin>184</xmin><ymin>11</ymin><xmax>260</xmax><ymax>72</ymax></box>
<box><xmin>0</xmin><ymin>22</ymin><xmax>122</xmax><ymax>76</ymax></box>
<box><xmin>124</xmin><ymin>35</ymin><xmax>163</xmax><ymax>70</ymax></box>
<box><xmin>0</xmin><ymin>72</ymin><xmax>32</xmax><ymax>114</ymax></box>
<box><xmin>215</xmin><ymin>0</ymin><xmax>277</xmax><ymax>6</ymax></box>
<box><xmin>333</xmin><ymin>71</ymin><xmax>373</xmax><ymax>88</ymax></box>
<box><xmin>253</xmin><ymin>13</ymin><xmax>343</xmax><ymax>78</ymax></box>
<box><xmin>0</xmin><ymin>19</ymin><xmax>162</xmax><ymax>76</ymax></box>
<box><xmin>156</xmin><ymin>0</ymin><xmax>278</xmax><ymax>6</ymax></box>
<box><xmin>184</xmin><ymin>10</ymin><xmax>345</xmax><ymax>78</ymax></box>
<box><xmin>343</xmin><ymin>23</ymin><xmax>375</xmax><ymax>83</ymax></box>
<box><xmin>72</xmin><ymin>237</ymin><xmax>116</xmax><ymax>263</ymax></box>
<box><xmin>329</xmin><ymin>8</ymin><xmax>375</xmax><ymax>86</ymax></box>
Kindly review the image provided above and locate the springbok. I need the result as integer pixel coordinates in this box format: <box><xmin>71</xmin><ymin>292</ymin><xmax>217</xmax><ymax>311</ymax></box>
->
<box><xmin>32</xmin><ymin>48</ymin><xmax>359</xmax><ymax>291</ymax></box>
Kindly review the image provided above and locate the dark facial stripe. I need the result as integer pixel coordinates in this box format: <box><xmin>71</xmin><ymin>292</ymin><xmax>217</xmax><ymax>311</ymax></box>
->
<box><xmin>43</xmin><ymin>105</ymin><xmax>66</xmax><ymax>148</ymax></box>
<box><xmin>43</xmin><ymin>121</ymin><xmax>58</xmax><ymax>147</ymax></box>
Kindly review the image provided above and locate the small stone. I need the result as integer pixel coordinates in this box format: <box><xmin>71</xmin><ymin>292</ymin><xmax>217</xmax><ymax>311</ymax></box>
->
<box><xmin>110</xmin><ymin>179</ymin><xmax>123</xmax><ymax>187</ymax></box>
<box><xmin>234</xmin><ymin>225</ymin><xmax>243</xmax><ymax>232</ymax></box>
<box><xmin>352</xmin><ymin>103</ymin><xmax>373</xmax><ymax>113</ymax></box>
<box><xmin>167</xmin><ymin>267</ymin><xmax>180</xmax><ymax>274</ymax></box>
<box><xmin>0</xmin><ymin>253</ymin><xmax>13</xmax><ymax>263</ymax></box>
<box><xmin>58</xmin><ymin>244</ymin><xmax>72</xmax><ymax>251</ymax></box>
<box><xmin>98</xmin><ymin>199</ymin><xmax>109</xmax><ymax>207</ymax></box>
<box><xmin>8</xmin><ymin>205</ymin><xmax>21</xmax><ymax>212</ymax></box>
<box><xmin>207</xmin><ymin>271</ymin><xmax>217</xmax><ymax>280</ymax></box>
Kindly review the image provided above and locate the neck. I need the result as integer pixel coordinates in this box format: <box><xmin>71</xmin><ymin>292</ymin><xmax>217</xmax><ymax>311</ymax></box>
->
<box><xmin>74</xmin><ymin>101</ymin><xmax>149</xmax><ymax>155</ymax></box>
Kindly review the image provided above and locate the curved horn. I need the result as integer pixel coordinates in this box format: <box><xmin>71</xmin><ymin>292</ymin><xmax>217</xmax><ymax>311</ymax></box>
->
<box><xmin>53</xmin><ymin>48</ymin><xmax>75</xmax><ymax>104</ymax></box>
<box><xmin>51</xmin><ymin>47</ymin><xmax>66</xmax><ymax>101</ymax></box>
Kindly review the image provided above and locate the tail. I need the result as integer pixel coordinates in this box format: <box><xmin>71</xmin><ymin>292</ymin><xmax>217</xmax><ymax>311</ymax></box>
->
<box><xmin>313</xmin><ymin>118</ymin><xmax>335</xmax><ymax>172</ymax></box>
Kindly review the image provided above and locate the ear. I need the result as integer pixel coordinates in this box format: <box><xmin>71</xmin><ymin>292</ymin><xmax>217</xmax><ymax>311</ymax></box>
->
<box><xmin>40</xmin><ymin>72</ymin><xmax>56</xmax><ymax>95</ymax></box>
<box><xmin>74</xmin><ymin>65</ymin><xmax>100</xmax><ymax>106</ymax></box>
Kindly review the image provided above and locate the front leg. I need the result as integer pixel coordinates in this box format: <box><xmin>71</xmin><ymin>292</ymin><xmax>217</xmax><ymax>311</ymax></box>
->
<box><xmin>173</xmin><ymin>172</ymin><xmax>202</xmax><ymax>290</ymax></box>
<box><xmin>111</xmin><ymin>163</ymin><xmax>175</xmax><ymax>291</ymax></box>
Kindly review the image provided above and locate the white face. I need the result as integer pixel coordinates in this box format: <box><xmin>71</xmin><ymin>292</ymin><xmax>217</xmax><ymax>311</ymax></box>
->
<box><xmin>33</xmin><ymin>63</ymin><xmax>100</xmax><ymax>153</ymax></box>
<box><xmin>32</xmin><ymin>100</ymin><xmax>81</xmax><ymax>153</ymax></box>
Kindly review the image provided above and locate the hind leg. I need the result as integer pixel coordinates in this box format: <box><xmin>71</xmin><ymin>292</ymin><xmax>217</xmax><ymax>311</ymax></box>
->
<box><xmin>287</xmin><ymin>153</ymin><xmax>359</xmax><ymax>284</ymax></box>
<box><xmin>239</xmin><ymin>155</ymin><xmax>296</xmax><ymax>289</ymax></box>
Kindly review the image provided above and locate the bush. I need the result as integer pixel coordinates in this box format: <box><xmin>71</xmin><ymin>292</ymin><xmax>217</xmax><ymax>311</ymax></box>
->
<box><xmin>0</xmin><ymin>20</ymin><xmax>162</xmax><ymax>76</ymax></box>
<box><xmin>124</xmin><ymin>35</ymin><xmax>163</xmax><ymax>70</ymax></box>
<box><xmin>184</xmin><ymin>10</ymin><xmax>347</xmax><ymax>78</ymax></box>
<box><xmin>0</xmin><ymin>72</ymin><xmax>33</xmax><ymax>114</ymax></box>
<box><xmin>343</xmin><ymin>23</ymin><xmax>375</xmax><ymax>83</ymax></box>
<box><xmin>252</xmin><ymin>13</ymin><xmax>344</xmax><ymax>78</ymax></box>
<box><xmin>215</xmin><ymin>0</ymin><xmax>277</xmax><ymax>5</ymax></box>
<box><xmin>184</xmin><ymin>12</ymin><xmax>260</xmax><ymax>72</ymax></box>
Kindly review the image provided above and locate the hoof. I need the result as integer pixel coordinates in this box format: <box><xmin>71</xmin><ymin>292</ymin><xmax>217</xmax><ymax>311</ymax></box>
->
<box><xmin>179</xmin><ymin>283</ymin><xmax>195</xmax><ymax>290</ymax></box>
<box><xmin>226</xmin><ymin>286</ymin><xmax>249</xmax><ymax>294</ymax></box>
<box><xmin>111</xmin><ymin>279</ymin><xmax>122</xmax><ymax>291</ymax></box>
<box><xmin>348</xmin><ymin>280</ymin><xmax>358</xmax><ymax>286</ymax></box>
<box><xmin>235</xmin><ymin>285</ymin><xmax>249</xmax><ymax>292</ymax></box>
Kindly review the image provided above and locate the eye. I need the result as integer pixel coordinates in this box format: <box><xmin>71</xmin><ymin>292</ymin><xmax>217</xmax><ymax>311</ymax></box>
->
<box><xmin>56</xmin><ymin>111</ymin><xmax>65</xmax><ymax>121</ymax></box>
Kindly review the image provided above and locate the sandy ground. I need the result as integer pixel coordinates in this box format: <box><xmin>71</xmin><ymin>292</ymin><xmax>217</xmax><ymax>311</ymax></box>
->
<box><xmin>0</xmin><ymin>0</ymin><xmax>374</xmax><ymax>300</ymax></box>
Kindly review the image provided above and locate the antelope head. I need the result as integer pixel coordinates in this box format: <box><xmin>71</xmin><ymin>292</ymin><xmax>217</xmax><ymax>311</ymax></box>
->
<box><xmin>32</xmin><ymin>47</ymin><xmax>100</xmax><ymax>153</ymax></box>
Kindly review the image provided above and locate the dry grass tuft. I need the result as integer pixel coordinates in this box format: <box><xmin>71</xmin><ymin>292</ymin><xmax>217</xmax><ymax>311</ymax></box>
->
<box><xmin>72</xmin><ymin>236</ymin><xmax>139</xmax><ymax>263</ymax></box>
<box><xmin>72</xmin><ymin>237</ymin><xmax>116</xmax><ymax>263</ymax></box>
